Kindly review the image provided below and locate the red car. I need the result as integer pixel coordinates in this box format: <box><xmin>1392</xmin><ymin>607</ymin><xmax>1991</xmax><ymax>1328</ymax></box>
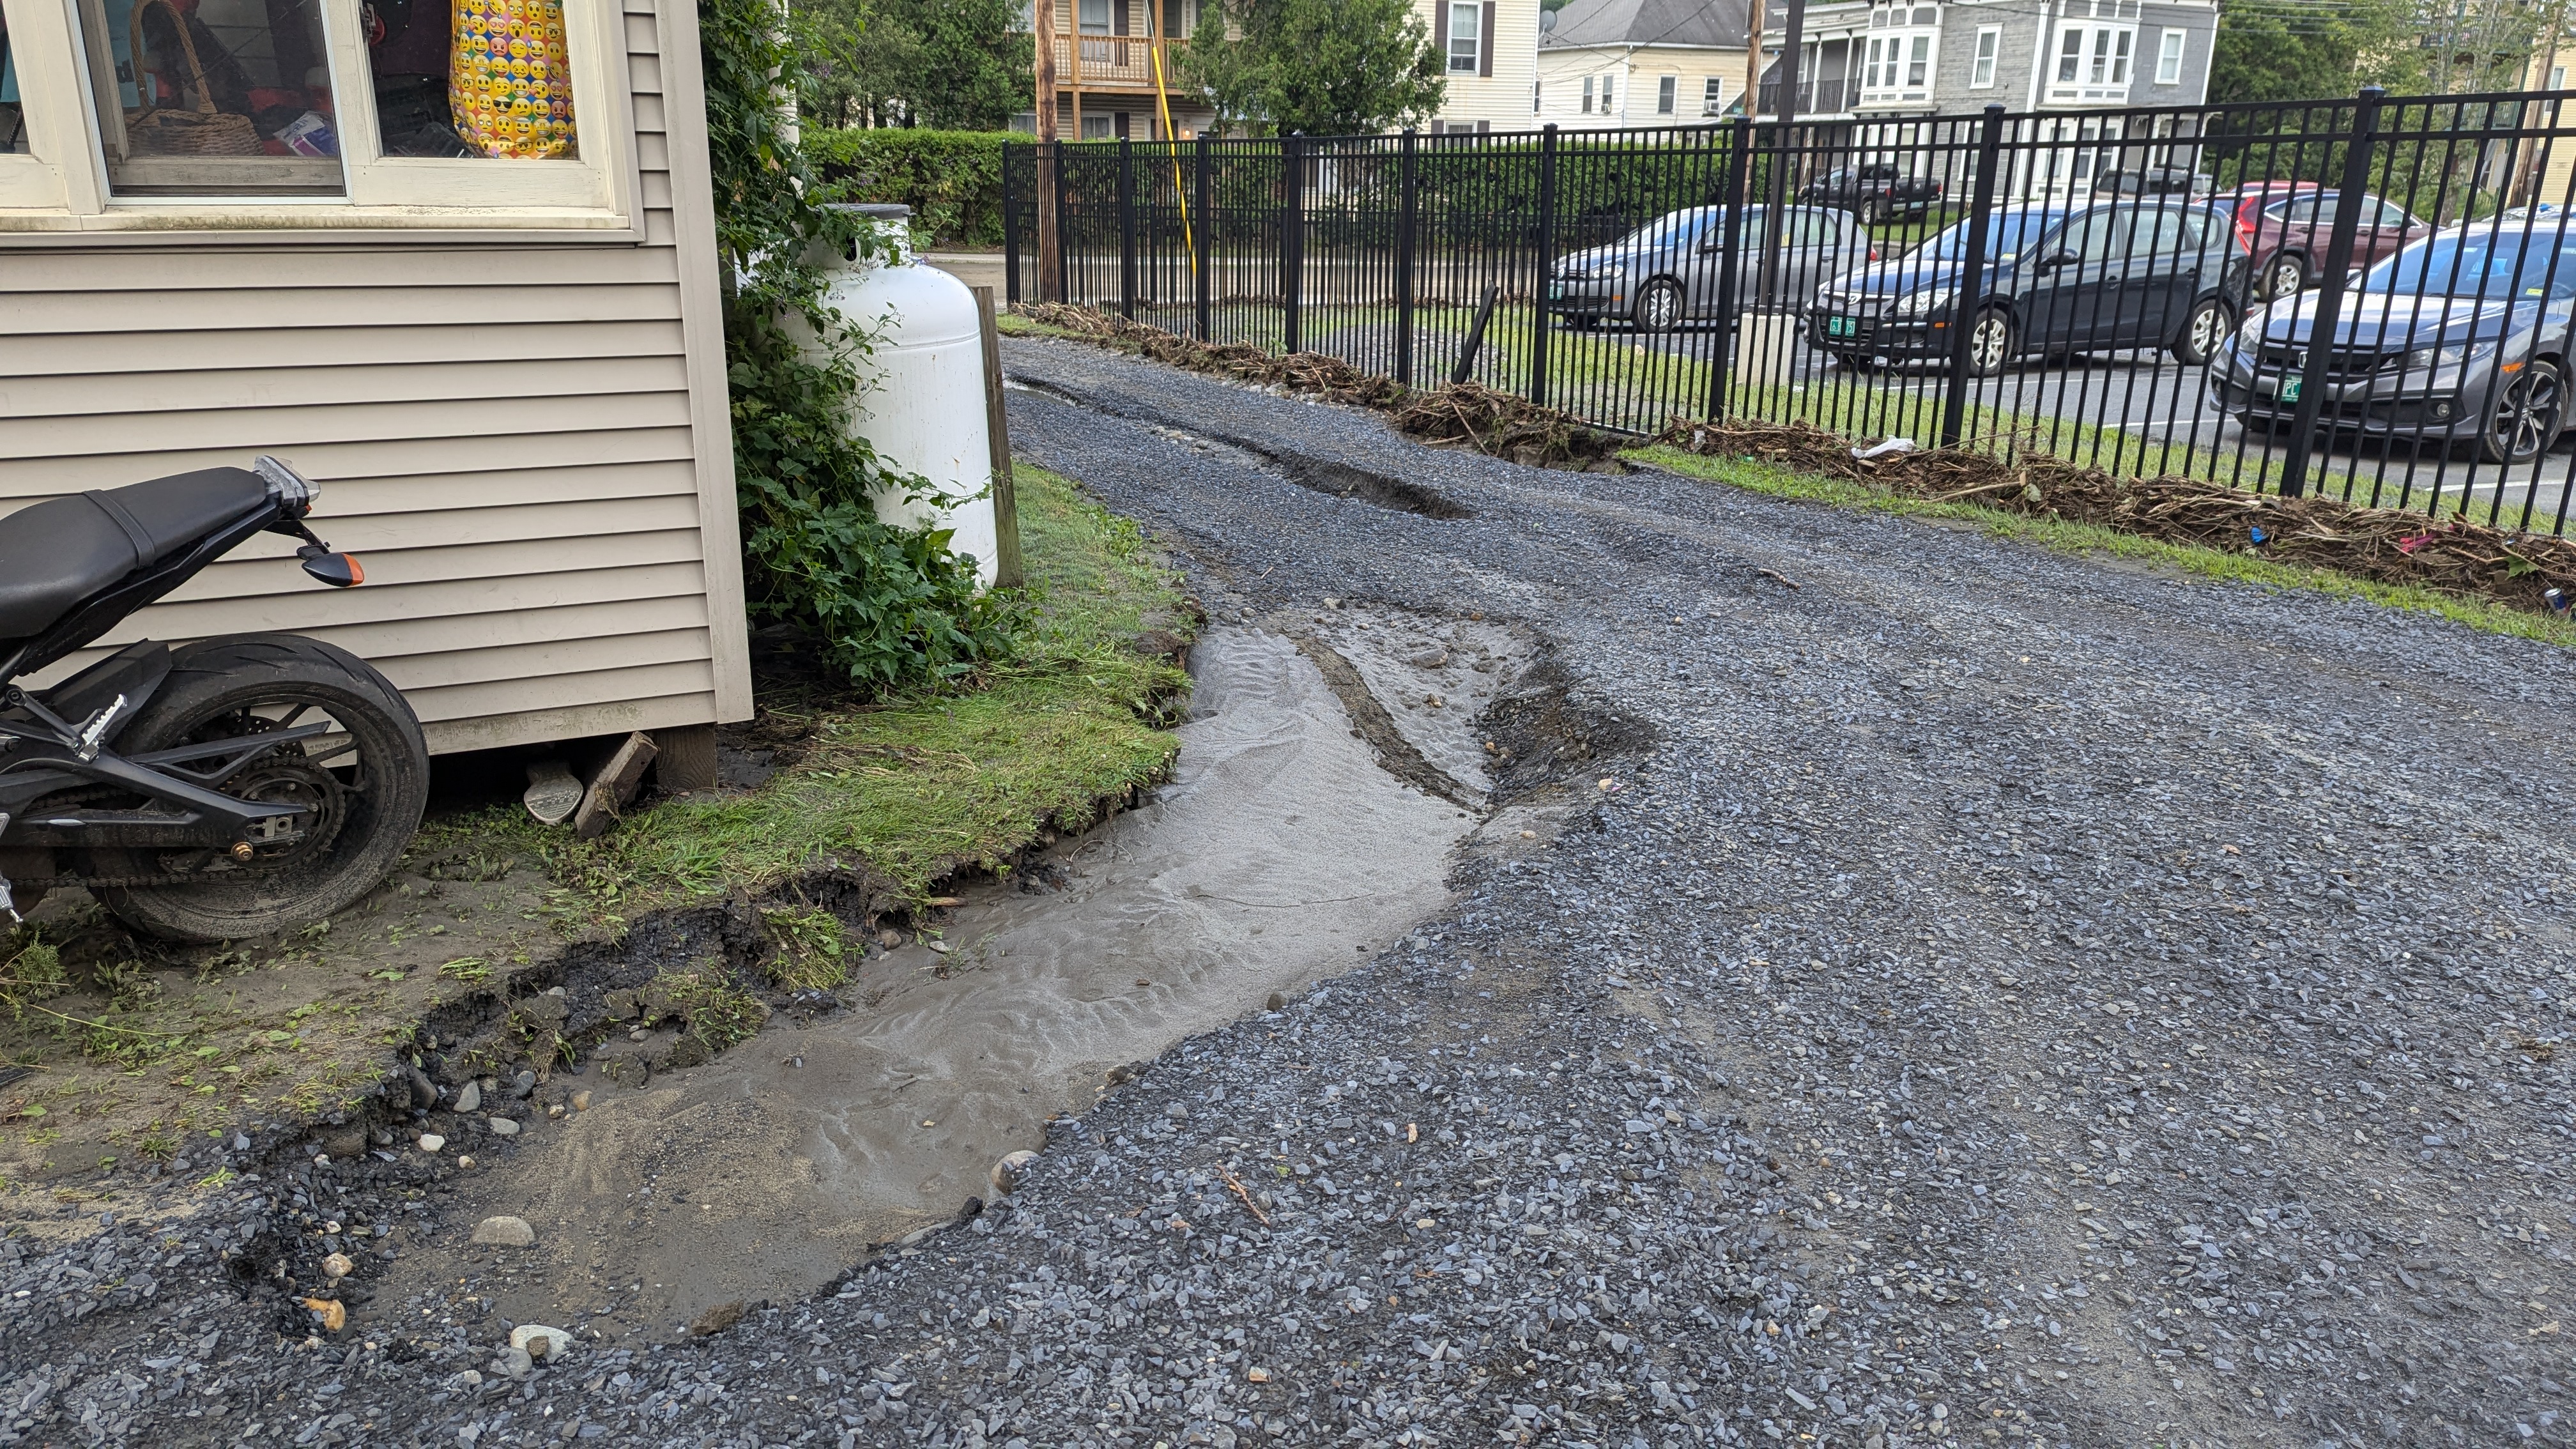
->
<box><xmin>2223</xmin><ymin>181</ymin><xmax>2430</xmax><ymax>299</ymax></box>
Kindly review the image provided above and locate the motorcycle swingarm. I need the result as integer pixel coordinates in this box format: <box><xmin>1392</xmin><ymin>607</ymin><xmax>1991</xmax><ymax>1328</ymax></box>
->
<box><xmin>0</xmin><ymin>725</ymin><xmax>327</xmax><ymax>849</ymax></box>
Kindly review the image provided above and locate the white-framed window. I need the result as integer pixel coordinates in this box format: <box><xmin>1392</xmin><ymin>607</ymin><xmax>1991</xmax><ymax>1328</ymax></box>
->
<box><xmin>1703</xmin><ymin>75</ymin><xmax>1726</xmax><ymax>114</ymax></box>
<box><xmin>1581</xmin><ymin>75</ymin><xmax>1595</xmax><ymax>113</ymax></box>
<box><xmin>1657</xmin><ymin>74</ymin><xmax>1676</xmax><ymax>114</ymax></box>
<box><xmin>1971</xmin><ymin>26</ymin><xmax>2000</xmax><ymax>86</ymax></box>
<box><xmin>1448</xmin><ymin>1</ymin><xmax>1480</xmax><ymax>73</ymax></box>
<box><xmin>2053</xmin><ymin>20</ymin><xmax>2133</xmax><ymax>98</ymax></box>
<box><xmin>2156</xmin><ymin>27</ymin><xmax>2184</xmax><ymax>84</ymax></box>
<box><xmin>0</xmin><ymin>0</ymin><xmax>632</xmax><ymax>226</ymax></box>
<box><xmin>1862</xmin><ymin>16</ymin><xmax>1936</xmax><ymax>102</ymax></box>
<box><xmin>1598</xmin><ymin>72</ymin><xmax>1616</xmax><ymax>112</ymax></box>
<box><xmin>2555</xmin><ymin>65</ymin><xmax>2569</xmax><ymax>89</ymax></box>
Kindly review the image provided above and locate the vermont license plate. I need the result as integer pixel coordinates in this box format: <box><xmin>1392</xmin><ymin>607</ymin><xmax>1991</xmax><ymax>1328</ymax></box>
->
<box><xmin>2278</xmin><ymin>375</ymin><xmax>2302</xmax><ymax>402</ymax></box>
<box><xmin>1825</xmin><ymin>316</ymin><xmax>1859</xmax><ymax>339</ymax></box>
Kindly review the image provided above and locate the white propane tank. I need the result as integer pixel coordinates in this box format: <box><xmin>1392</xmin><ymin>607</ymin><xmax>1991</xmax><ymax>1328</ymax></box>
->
<box><xmin>815</xmin><ymin>203</ymin><xmax>1001</xmax><ymax>588</ymax></box>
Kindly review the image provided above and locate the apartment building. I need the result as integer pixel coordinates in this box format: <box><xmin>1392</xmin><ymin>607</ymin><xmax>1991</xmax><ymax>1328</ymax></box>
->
<box><xmin>1535</xmin><ymin>0</ymin><xmax>1751</xmax><ymax>130</ymax></box>
<box><xmin>1754</xmin><ymin>0</ymin><xmax>2217</xmax><ymax>195</ymax></box>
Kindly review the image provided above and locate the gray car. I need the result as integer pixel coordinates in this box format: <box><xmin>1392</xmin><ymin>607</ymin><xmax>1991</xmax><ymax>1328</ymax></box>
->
<box><xmin>1547</xmin><ymin>205</ymin><xmax>1875</xmax><ymax>332</ymax></box>
<box><xmin>2213</xmin><ymin>223</ymin><xmax>2576</xmax><ymax>464</ymax></box>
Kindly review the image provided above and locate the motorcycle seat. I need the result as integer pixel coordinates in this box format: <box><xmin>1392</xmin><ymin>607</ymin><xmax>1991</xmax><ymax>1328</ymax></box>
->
<box><xmin>0</xmin><ymin>468</ymin><xmax>270</xmax><ymax>645</ymax></box>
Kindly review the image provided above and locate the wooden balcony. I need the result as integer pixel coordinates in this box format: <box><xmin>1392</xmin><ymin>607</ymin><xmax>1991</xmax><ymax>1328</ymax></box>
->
<box><xmin>1041</xmin><ymin>32</ymin><xmax>1184</xmax><ymax>93</ymax></box>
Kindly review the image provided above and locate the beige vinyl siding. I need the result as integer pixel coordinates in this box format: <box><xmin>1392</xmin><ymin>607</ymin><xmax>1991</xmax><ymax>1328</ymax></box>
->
<box><xmin>0</xmin><ymin>0</ymin><xmax>747</xmax><ymax>756</ymax></box>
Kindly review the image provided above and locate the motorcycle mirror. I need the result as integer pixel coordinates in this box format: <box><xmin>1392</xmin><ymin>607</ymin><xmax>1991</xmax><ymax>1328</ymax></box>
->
<box><xmin>298</xmin><ymin>549</ymin><xmax>365</xmax><ymax>588</ymax></box>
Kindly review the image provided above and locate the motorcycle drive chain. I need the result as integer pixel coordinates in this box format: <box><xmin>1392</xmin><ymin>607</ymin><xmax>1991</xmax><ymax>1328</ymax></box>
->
<box><xmin>3</xmin><ymin>785</ymin><xmax>194</xmax><ymax>889</ymax></box>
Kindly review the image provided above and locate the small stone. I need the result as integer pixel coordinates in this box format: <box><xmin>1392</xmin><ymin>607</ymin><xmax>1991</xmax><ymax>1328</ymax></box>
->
<box><xmin>1266</xmin><ymin>992</ymin><xmax>1286</xmax><ymax>1011</ymax></box>
<box><xmin>1165</xmin><ymin>1103</ymin><xmax>1189</xmax><ymax>1121</ymax></box>
<box><xmin>489</xmin><ymin>1117</ymin><xmax>521</xmax><ymax>1137</ymax></box>
<box><xmin>1247</xmin><ymin>1367</ymin><xmax>1272</xmax><ymax>1383</ymax></box>
<box><xmin>508</xmin><ymin>1071</ymin><xmax>537</xmax><ymax>1099</ymax></box>
<box><xmin>510</xmin><ymin>1324</ymin><xmax>573</xmax><ymax>1360</ymax></box>
<box><xmin>493</xmin><ymin>1346</ymin><xmax>533</xmax><ymax>1379</ymax></box>
<box><xmin>300</xmin><ymin>1298</ymin><xmax>346</xmax><ymax>1332</ymax></box>
<box><xmin>454</xmin><ymin>1082</ymin><xmax>482</xmax><ymax>1114</ymax></box>
<box><xmin>690</xmin><ymin>1300</ymin><xmax>746</xmax><ymax>1337</ymax></box>
<box><xmin>989</xmin><ymin>1150</ymin><xmax>1040</xmax><ymax>1195</ymax></box>
<box><xmin>457</xmin><ymin>1370</ymin><xmax>483</xmax><ymax>1387</ymax></box>
<box><xmin>231</xmin><ymin>1133</ymin><xmax>251</xmax><ymax>1153</ymax></box>
<box><xmin>457</xmin><ymin>1154</ymin><xmax>476</xmax><ymax>1169</ymax></box>
<box><xmin>571</xmin><ymin>1091</ymin><xmax>592</xmax><ymax>1112</ymax></box>
<box><xmin>321</xmin><ymin>1253</ymin><xmax>355</xmax><ymax>1280</ymax></box>
<box><xmin>417</xmin><ymin>1133</ymin><xmax>446</xmax><ymax>1153</ymax></box>
<box><xmin>547</xmin><ymin>1103</ymin><xmax>564</xmax><ymax>1119</ymax></box>
<box><xmin>471</xmin><ymin>1215</ymin><xmax>535</xmax><ymax>1248</ymax></box>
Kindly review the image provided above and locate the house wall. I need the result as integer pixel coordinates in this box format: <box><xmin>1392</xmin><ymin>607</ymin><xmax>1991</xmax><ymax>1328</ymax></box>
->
<box><xmin>1418</xmin><ymin>0</ymin><xmax>1542</xmax><ymax>130</ymax></box>
<box><xmin>0</xmin><ymin>0</ymin><xmax>749</xmax><ymax>756</ymax></box>
<box><xmin>1537</xmin><ymin>43</ymin><xmax>1745</xmax><ymax>128</ymax></box>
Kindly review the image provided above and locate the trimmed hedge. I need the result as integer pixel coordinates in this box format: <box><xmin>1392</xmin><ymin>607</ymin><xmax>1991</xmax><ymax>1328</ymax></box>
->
<box><xmin>808</xmin><ymin>128</ymin><xmax>1025</xmax><ymax>247</ymax></box>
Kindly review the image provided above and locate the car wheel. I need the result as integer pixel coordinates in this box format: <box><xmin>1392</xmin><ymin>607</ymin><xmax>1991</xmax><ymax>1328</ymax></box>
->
<box><xmin>2480</xmin><ymin>360</ymin><xmax>2566</xmax><ymax>464</ymax></box>
<box><xmin>1963</xmin><ymin>307</ymin><xmax>2018</xmax><ymax>377</ymax></box>
<box><xmin>2262</xmin><ymin>253</ymin><xmax>2308</xmax><ymax>300</ymax></box>
<box><xmin>2170</xmin><ymin>295</ymin><xmax>2235</xmax><ymax>367</ymax></box>
<box><xmin>1631</xmin><ymin>280</ymin><xmax>1685</xmax><ymax>334</ymax></box>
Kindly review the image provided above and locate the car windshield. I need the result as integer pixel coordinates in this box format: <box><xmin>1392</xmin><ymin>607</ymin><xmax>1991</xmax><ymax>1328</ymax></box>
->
<box><xmin>1916</xmin><ymin>211</ymin><xmax>2060</xmax><ymax>263</ymax></box>
<box><xmin>1614</xmin><ymin>211</ymin><xmax>1710</xmax><ymax>249</ymax></box>
<box><xmin>2361</xmin><ymin>230</ymin><xmax>2576</xmax><ymax>300</ymax></box>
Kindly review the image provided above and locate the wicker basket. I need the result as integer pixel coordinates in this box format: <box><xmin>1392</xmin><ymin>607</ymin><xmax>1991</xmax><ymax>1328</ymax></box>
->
<box><xmin>126</xmin><ymin>0</ymin><xmax>262</xmax><ymax>156</ymax></box>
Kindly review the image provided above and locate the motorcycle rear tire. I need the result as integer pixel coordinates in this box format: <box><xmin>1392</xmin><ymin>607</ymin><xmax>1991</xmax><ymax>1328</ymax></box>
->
<box><xmin>88</xmin><ymin>634</ymin><xmax>428</xmax><ymax>942</ymax></box>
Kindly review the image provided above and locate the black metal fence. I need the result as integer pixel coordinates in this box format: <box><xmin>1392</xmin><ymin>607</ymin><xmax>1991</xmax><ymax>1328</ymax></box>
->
<box><xmin>1004</xmin><ymin>88</ymin><xmax>2576</xmax><ymax>535</ymax></box>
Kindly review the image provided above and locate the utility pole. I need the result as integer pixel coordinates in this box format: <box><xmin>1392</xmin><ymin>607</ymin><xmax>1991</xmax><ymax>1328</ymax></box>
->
<box><xmin>1034</xmin><ymin>0</ymin><xmax>1062</xmax><ymax>300</ymax></box>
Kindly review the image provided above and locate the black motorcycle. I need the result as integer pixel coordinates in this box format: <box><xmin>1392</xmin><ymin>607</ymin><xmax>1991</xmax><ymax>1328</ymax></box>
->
<box><xmin>0</xmin><ymin>459</ymin><xmax>429</xmax><ymax>941</ymax></box>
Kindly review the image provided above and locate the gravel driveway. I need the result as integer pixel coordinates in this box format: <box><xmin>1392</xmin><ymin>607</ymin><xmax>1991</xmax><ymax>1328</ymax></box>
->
<box><xmin>8</xmin><ymin>335</ymin><xmax>2575</xmax><ymax>1449</ymax></box>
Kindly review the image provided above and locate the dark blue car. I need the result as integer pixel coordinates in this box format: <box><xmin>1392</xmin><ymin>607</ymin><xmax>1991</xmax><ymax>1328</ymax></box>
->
<box><xmin>1805</xmin><ymin>202</ymin><xmax>2242</xmax><ymax>374</ymax></box>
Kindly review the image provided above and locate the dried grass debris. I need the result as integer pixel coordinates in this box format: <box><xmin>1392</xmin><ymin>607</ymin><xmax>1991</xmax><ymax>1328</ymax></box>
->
<box><xmin>1654</xmin><ymin>417</ymin><xmax>2576</xmax><ymax>615</ymax></box>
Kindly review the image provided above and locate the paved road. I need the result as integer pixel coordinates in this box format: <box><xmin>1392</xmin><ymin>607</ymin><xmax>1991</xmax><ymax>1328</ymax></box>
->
<box><xmin>9</xmin><ymin>335</ymin><xmax>2575</xmax><ymax>1449</ymax></box>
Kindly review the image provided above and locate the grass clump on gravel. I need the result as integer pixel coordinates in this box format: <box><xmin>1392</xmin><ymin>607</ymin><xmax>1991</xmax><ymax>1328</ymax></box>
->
<box><xmin>760</xmin><ymin>906</ymin><xmax>852</xmax><ymax>992</ymax></box>
<box><xmin>1637</xmin><ymin>440</ymin><xmax>2576</xmax><ymax>645</ymax></box>
<box><xmin>473</xmin><ymin>461</ymin><xmax>1193</xmax><ymax>928</ymax></box>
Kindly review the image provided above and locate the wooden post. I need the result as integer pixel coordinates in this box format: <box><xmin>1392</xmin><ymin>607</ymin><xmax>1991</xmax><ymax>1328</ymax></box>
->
<box><xmin>972</xmin><ymin>286</ymin><xmax>1027</xmax><ymax>588</ymax></box>
<box><xmin>1034</xmin><ymin>0</ymin><xmax>1062</xmax><ymax>300</ymax></box>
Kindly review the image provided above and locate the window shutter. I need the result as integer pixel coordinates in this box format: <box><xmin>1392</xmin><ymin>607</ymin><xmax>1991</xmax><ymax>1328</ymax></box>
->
<box><xmin>1434</xmin><ymin>1</ymin><xmax>1450</xmax><ymax>58</ymax></box>
<box><xmin>1480</xmin><ymin>1</ymin><xmax>1496</xmax><ymax>76</ymax></box>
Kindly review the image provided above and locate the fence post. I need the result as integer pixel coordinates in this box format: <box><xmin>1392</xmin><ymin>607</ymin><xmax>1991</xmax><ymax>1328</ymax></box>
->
<box><xmin>1938</xmin><ymin>104</ymin><xmax>2007</xmax><ymax>450</ymax></box>
<box><xmin>1396</xmin><ymin>128</ymin><xmax>1420</xmax><ymax>388</ymax></box>
<box><xmin>1283</xmin><ymin>136</ymin><xmax>1305</xmax><ymax>355</ymax></box>
<box><xmin>1052</xmin><ymin>140</ymin><xmax>1072</xmax><ymax>304</ymax></box>
<box><xmin>2280</xmin><ymin>86</ymin><xmax>2386</xmax><ymax>499</ymax></box>
<box><xmin>1705</xmin><ymin>118</ymin><xmax>1751</xmax><ymax>420</ymax></box>
<box><xmin>1003</xmin><ymin>143</ymin><xmax>1022</xmax><ymax>305</ymax></box>
<box><xmin>1118</xmin><ymin>135</ymin><xmax>1138</xmax><ymax>320</ymax></box>
<box><xmin>1529</xmin><ymin>123</ymin><xmax>1560</xmax><ymax>408</ymax></box>
<box><xmin>1195</xmin><ymin>133</ymin><xmax>1213</xmax><ymax>340</ymax></box>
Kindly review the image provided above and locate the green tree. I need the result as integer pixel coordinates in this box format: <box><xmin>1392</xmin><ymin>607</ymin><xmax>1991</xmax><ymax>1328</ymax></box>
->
<box><xmin>1179</xmin><ymin>0</ymin><xmax>1446</xmax><ymax>135</ymax></box>
<box><xmin>806</xmin><ymin>0</ymin><xmax>1033</xmax><ymax>130</ymax></box>
<box><xmin>2207</xmin><ymin>0</ymin><xmax>2429</xmax><ymax>103</ymax></box>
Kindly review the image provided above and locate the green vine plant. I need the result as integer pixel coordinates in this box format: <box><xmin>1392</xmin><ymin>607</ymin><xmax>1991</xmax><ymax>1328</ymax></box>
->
<box><xmin>700</xmin><ymin>0</ymin><xmax>1022</xmax><ymax>693</ymax></box>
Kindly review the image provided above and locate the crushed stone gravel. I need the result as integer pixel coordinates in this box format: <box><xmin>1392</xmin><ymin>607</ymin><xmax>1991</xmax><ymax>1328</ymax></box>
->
<box><xmin>5</xmin><ymin>335</ymin><xmax>2575</xmax><ymax>1449</ymax></box>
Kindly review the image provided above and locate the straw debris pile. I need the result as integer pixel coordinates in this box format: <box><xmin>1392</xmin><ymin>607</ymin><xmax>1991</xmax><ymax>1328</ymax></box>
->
<box><xmin>1655</xmin><ymin>417</ymin><xmax>2576</xmax><ymax>615</ymax></box>
<box><xmin>1013</xmin><ymin>303</ymin><xmax>1623</xmax><ymax>469</ymax></box>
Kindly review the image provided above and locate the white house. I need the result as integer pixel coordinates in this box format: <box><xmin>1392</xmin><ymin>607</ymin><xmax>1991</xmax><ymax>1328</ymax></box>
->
<box><xmin>1537</xmin><ymin>0</ymin><xmax>1751</xmax><ymax>130</ymax></box>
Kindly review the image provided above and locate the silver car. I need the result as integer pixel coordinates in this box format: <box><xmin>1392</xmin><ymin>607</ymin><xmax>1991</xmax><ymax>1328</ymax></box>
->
<box><xmin>2213</xmin><ymin>222</ymin><xmax>2576</xmax><ymax>464</ymax></box>
<box><xmin>1547</xmin><ymin>204</ymin><xmax>1876</xmax><ymax>332</ymax></box>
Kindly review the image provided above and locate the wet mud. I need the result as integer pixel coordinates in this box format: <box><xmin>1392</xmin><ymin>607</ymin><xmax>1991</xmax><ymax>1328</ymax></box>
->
<box><xmin>370</xmin><ymin>627</ymin><xmax>1482</xmax><ymax>1341</ymax></box>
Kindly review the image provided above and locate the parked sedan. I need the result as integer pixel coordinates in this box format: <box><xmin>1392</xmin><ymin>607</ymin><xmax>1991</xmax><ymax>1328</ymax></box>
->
<box><xmin>1547</xmin><ymin>205</ymin><xmax>1875</xmax><ymax>332</ymax></box>
<box><xmin>1805</xmin><ymin>201</ymin><xmax>2241</xmax><ymax>374</ymax></box>
<box><xmin>2233</xmin><ymin>185</ymin><xmax>2428</xmax><ymax>300</ymax></box>
<box><xmin>2212</xmin><ymin>223</ymin><xmax>2576</xmax><ymax>464</ymax></box>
